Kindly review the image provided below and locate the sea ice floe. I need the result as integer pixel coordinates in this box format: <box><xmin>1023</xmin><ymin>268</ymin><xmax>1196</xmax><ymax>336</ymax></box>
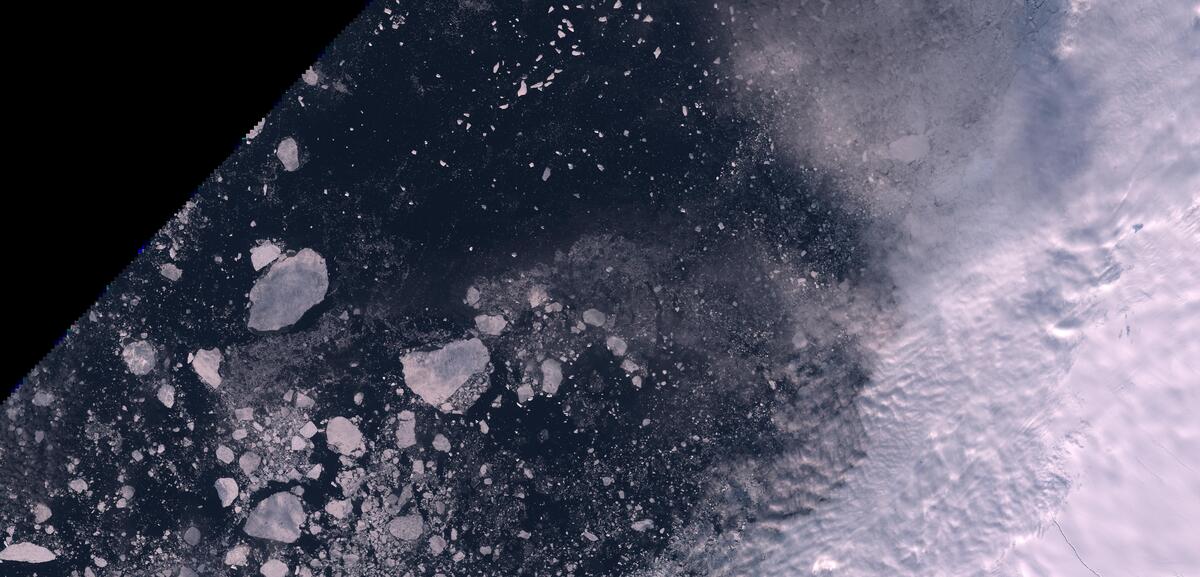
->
<box><xmin>276</xmin><ymin>137</ymin><xmax>300</xmax><ymax>171</ymax></box>
<box><xmin>0</xmin><ymin>542</ymin><xmax>56</xmax><ymax>563</ymax></box>
<box><xmin>192</xmin><ymin>347</ymin><xmax>223</xmax><ymax>387</ymax></box>
<box><xmin>215</xmin><ymin>478</ymin><xmax>238</xmax><ymax>507</ymax></box>
<box><xmin>121</xmin><ymin>340</ymin><xmax>156</xmax><ymax>375</ymax></box>
<box><xmin>326</xmin><ymin>417</ymin><xmax>364</xmax><ymax>456</ymax></box>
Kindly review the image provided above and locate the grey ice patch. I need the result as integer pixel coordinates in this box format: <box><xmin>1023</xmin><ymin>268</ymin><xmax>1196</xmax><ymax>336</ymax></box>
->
<box><xmin>276</xmin><ymin>137</ymin><xmax>300</xmax><ymax>171</ymax></box>
<box><xmin>191</xmin><ymin>347</ymin><xmax>223</xmax><ymax>387</ymax></box>
<box><xmin>243</xmin><ymin>491</ymin><xmax>306</xmax><ymax>543</ymax></box>
<box><xmin>121</xmin><ymin>340</ymin><xmax>156</xmax><ymax>375</ymax></box>
<box><xmin>247</xmin><ymin>248</ymin><xmax>329</xmax><ymax>331</ymax></box>
<box><xmin>401</xmin><ymin>338</ymin><xmax>491</xmax><ymax>413</ymax></box>
<box><xmin>157</xmin><ymin>384</ymin><xmax>176</xmax><ymax>408</ymax></box>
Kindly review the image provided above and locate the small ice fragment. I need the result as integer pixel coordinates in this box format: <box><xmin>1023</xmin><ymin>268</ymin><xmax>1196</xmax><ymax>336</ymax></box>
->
<box><xmin>0</xmin><ymin>542</ymin><xmax>57</xmax><ymax>563</ymax></box>
<box><xmin>582</xmin><ymin>308</ymin><xmax>607</xmax><ymax>327</ymax></box>
<box><xmin>517</xmin><ymin>80</ymin><xmax>528</xmax><ymax>97</ymax></box>
<box><xmin>432</xmin><ymin>434</ymin><xmax>451</xmax><ymax>453</ymax></box>
<box><xmin>239</xmin><ymin>452</ymin><xmax>262</xmax><ymax>475</ymax></box>
<box><xmin>465</xmin><ymin>286</ymin><xmax>481</xmax><ymax>307</ymax></box>
<box><xmin>157</xmin><ymin>384</ymin><xmax>176</xmax><ymax>408</ymax></box>
<box><xmin>260</xmin><ymin>558</ymin><xmax>289</xmax><ymax>577</ymax></box>
<box><xmin>631</xmin><ymin>519</ymin><xmax>654</xmax><ymax>532</ymax></box>
<box><xmin>388</xmin><ymin>513</ymin><xmax>425</xmax><ymax>541</ymax></box>
<box><xmin>299</xmin><ymin>421</ymin><xmax>318</xmax><ymax>439</ymax></box>
<box><xmin>216</xmin><ymin>445</ymin><xmax>235</xmax><ymax>464</ymax></box>
<box><xmin>192</xmin><ymin>347</ymin><xmax>223</xmax><ymax>387</ymax></box>
<box><xmin>474</xmin><ymin>314</ymin><xmax>508</xmax><ymax>336</ymax></box>
<box><xmin>326</xmin><ymin>417</ymin><xmax>364</xmax><ymax>456</ymax></box>
<box><xmin>248</xmin><ymin>248</ymin><xmax>329</xmax><ymax>332</ymax></box>
<box><xmin>302</xmin><ymin>68</ymin><xmax>319</xmax><ymax>86</ymax></box>
<box><xmin>395</xmin><ymin>411</ymin><xmax>417</xmax><ymax>449</ymax></box>
<box><xmin>401</xmin><ymin>338</ymin><xmax>491</xmax><ymax>412</ymax></box>
<box><xmin>160</xmin><ymin>263</ymin><xmax>183</xmax><ymax>282</ymax></box>
<box><xmin>653</xmin><ymin>46</ymin><xmax>661</xmax><ymax>59</ymax></box>
<box><xmin>69</xmin><ymin>478</ymin><xmax>88</xmax><ymax>493</ymax></box>
<box><xmin>276</xmin><ymin>137</ymin><xmax>300</xmax><ymax>171</ymax></box>
<box><xmin>540</xmin><ymin>359</ymin><xmax>563</xmax><ymax>396</ymax></box>
<box><xmin>324</xmin><ymin>499</ymin><xmax>352</xmax><ymax>520</ymax></box>
<box><xmin>605</xmin><ymin>336</ymin><xmax>627</xmax><ymax>356</ymax></box>
<box><xmin>429</xmin><ymin>534</ymin><xmax>447</xmax><ymax>555</ymax></box>
<box><xmin>214</xmin><ymin>478</ymin><xmax>238</xmax><ymax>507</ymax></box>
<box><xmin>243</xmin><ymin>491</ymin><xmax>306</xmax><ymax>543</ymax></box>
<box><xmin>121</xmin><ymin>340</ymin><xmax>156</xmax><ymax>375</ymax></box>
<box><xmin>32</xmin><ymin>503</ymin><xmax>52</xmax><ymax>523</ymax></box>
<box><xmin>183</xmin><ymin>526</ymin><xmax>202</xmax><ymax>546</ymax></box>
<box><xmin>542</xmin><ymin>166</ymin><xmax>552</xmax><ymax>181</ymax></box>
<box><xmin>583</xmin><ymin>530</ymin><xmax>599</xmax><ymax>542</ymax></box>
<box><xmin>251</xmin><ymin>242</ymin><xmax>282</xmax><ymax>271</ymax></box>
<box><xmin>224</xmin><ymin>544</ymin><xmax>250</xmax><ymax>567</ymax></box>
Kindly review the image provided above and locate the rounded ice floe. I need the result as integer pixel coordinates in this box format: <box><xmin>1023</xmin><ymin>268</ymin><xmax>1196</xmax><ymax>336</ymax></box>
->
<box><xmin>276</xmin><ymin>137</ymin><xmax>300</xmax><ymax>171</ymax></box>
<box><xmin>243</xmin><ymin>491</ymin><xmax>306</xmax><ymax>543</ymax></box>
<box><xmin>605</xmin><ymin>336</ymin><xmax>627</xmax><ymax>356</ymax></box>
<box><xmin>401</xmin><ymin>338</ymin><xmax>491</xmax><ymax>412</ymax></box>
<box><xmin>224</xmin><ymin>544</ymin><xmax>250</xmax><ymax>567</ymax></box>
<box><xmin>325</xmin><ymin>416</ymin><xmax>364</xmax><ymax>456</ymax></box>
<box><xmin>432</xmin><ymin>433</ymin><xmax>451</xmax><ymax>453</ymax></box>
<box><xmin>387</xmin><ymin>513</ymin><xmax>424</xmax><ymax>541</ymax></box>
<box><xmin>32</xmin><ymin>502</ymin><xmax>52</xmax><ymax>524</ymax></box>
<box><xmin>191</xmin><ymin>347</ymin><xmax>223</xmax><ymax>387</ymax></box>
<box><xmin>0</xmin><ymin>542</ymin><xmax>56</xmax><ymax>563</ymax></box>
<box><xmin>247</xmin><ymin>248</ymin><xmax>329</xmax><ymax>332</ymax></box>
<box><xmin>121</xmin><ymin>340</ymin><xmax>156</xmax><ymax>375</ymax></box>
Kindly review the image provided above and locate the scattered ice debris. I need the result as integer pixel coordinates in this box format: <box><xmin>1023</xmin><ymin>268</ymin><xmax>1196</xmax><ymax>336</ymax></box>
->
<box><xmin>248</xmin><ymin>248</ymin><xmax>329</xmax><ymax>332</ymax></box>
<box><xmin>401</xmin><ymin>338</ymin><xmax>491</xmax><ymax>413</ymax></box>
<box><xmin>540</xmin><ymin>359</ymin><xmax>563</xmax><ymax>396</ymax></box>
<box><xmin>474</xmin><ymin>314</ymin><xmax>508</xmax><ymax>335</ymax></box>
<box><xmin>224</xmin><ymin>544</ymin><xmax>250</xmax><ymax>567</ymax></box>
<box><xmin>605</xmin><ymin>335</ymin><xmax>627</xmax><ymax>356</ymax></box>
<box><xmin>192</xmin><ymin>347</ymin><xmax>223</xmax><ymax>387</ymax></box>
<box><xmin>432</xmin><ymin>433</ymin><xmax>451</xmax><ymax>452</ymax></box>
<box><xmin>260</xmin><ymin>558</ymin><xmax>289</xmax><ymax>577</ymax></box>
<box><xmin>156</xmin><ymin>384</ymin><xmax>176</xmax><ymax>408</ymax></box>
<box><xmin>276</xmin><ymin>137</ymin><xmax>300</xmax><ymax>171</ymax></box>
<box><xmin>325</xmin><ymin>416</ymin><xmax>365</xmax><ymax>456</ymax></box>
<box><xmin>159</xmin><ymin>262</ymin><xmax>183</xmax><ymax>282</ymax></box>
<box><xmin>243</xmin><ymin>491</ymin><xmax>306</xmax><ymax>543</ymax></box>
<box><xmin>121</xmin><ymin>340</ymin><xmax>156</xmax><ymax>375</ymax></box>
<box><xmin>388</xmin><ymin>514</ymin><xmax>425</xmax><ymax>541</ymax></box>
<box><xmin>215</xmin><ymin>477</ymin><xmax>238</xmax><ymax>507</ymax></box>
<box><xmin>250</xmin><ymin>242</ymin><xmax>282</xmax><ymax>271</ymax></box>
<box><xmin>395</xmin><ymin>411</ymin><xmax>417</xmax><ymax>449</ymax></box>
<box><xmin>582</xmin><ymin>308</ymin><xmax>607</xmax><ymax>327</ymax></box>
<box><xmin>0</xmin><ymin>542</ymin><xmax>56</xmax><ymax>563</ymax></box>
